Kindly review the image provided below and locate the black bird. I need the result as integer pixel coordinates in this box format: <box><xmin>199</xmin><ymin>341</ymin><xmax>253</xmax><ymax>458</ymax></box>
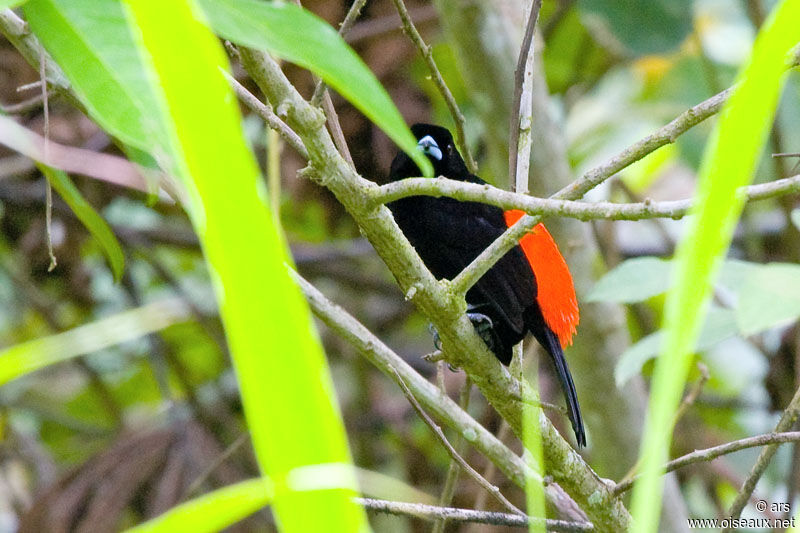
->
<box><xmin>388</xmin><ymin>124</ymin><xmax>585</xmax><ymax>446</ymax></box>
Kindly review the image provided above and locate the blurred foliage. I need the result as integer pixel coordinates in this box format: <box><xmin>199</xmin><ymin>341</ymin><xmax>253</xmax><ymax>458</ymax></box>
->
<box><xmin>0</xmin><ymin>0</ymin><xmax>798</xmax><ymax>531</ymax></box>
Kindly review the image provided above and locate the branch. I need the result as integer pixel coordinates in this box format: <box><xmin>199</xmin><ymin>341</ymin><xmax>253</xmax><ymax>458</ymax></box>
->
<box><xmin>355</xmin><ymin>498</ymin><xmax>593</xmax><ymax>532</ymax></box>
<box><xmin>242</xmin><ymin>48</ymin><xmax>630</xmax><ymax>531</ymax></box>
<box><xmin>389</xmin><ymin>0</ymin><xmax>477</xmax><ymax>174</ymax></box>
<box><xmin>724</xmin><ymin>385</ymin><xmax>800</xmax><ymax>527</ymax></box>
<box><xmin>391</xmin><ymin>367</ymin><xmax>525</xmax><ymax>516</ymax></box>
<box><xmin>508</xmin><ymin>0</ymin><xmax>542</xmax><ymax>187</ymax></box>
<box><xmin>224</xmin><ymin>71</ymin><xmax>308</xmax><ymax>159</ymax></box>
<box><xmin>613</xmin><ymin>431</ymin><xmax>800</xmax><ymax>495</ymax></box>
<box><xmin>375</xmin><ymin>174</ymin><xmax>800</xmax><ymax>223</ymax></box>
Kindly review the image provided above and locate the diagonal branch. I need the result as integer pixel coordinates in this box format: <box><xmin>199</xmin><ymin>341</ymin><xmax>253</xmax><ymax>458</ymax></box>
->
<box><xmin>613</xmin><ymin>431</ymin><xmax>800</xmax><ymax>496</ymax></box>
<box><xmin>390</xmin><ymin>0</ymin><xmax>477</xmax><ymax>174</ymax></box>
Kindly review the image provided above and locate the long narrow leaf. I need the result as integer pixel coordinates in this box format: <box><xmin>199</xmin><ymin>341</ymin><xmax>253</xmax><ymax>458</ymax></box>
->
<box><xmin>24</xmin><ymin>0</ymin><xmax>168</xmax><ymax>153</ymax></box>
<box><xmin>119</xmin><ymin>1</ymin><xmax>368</xmax><ymax>531</ymax></box>
<box><xmin>630</xmin><ymin>2</ymin><xmax>800</xmax><ymax>532</ymax></box>
<box><xmin>125</xmin><ymin>478</ymin><xmax>273</xmax><ymax>533</ymax></box>
<box><xmin>196</xmin><ymin>0</ymin><xmax>432</xmax><ymax>177</ymax></box>
<box><xmin>39</xmin><ymin>165</ymin><xmax>125</xmax><ymax>281</ymax></box>
<box><xmin>0</xmin><ymin>299</ymin><xmax>190</xmax><ymax>386</ymax></box>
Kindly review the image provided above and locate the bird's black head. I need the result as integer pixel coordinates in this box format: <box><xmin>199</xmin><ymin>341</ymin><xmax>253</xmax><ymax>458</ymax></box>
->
<box><xmin>389</xmin><ymin>123</ymin><xmax>469</xmax><ymax>180</ymax></box>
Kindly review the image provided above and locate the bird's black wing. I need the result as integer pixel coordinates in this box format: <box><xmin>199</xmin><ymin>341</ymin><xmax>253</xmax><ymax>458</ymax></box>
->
<box><xmin>389</xmin><ymin>194</ymin><xmax>537</xmax><ymax>342</ymax></box>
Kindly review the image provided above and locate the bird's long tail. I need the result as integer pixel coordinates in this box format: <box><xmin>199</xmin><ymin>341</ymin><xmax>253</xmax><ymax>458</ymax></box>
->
<box><xmin>538</xmin><ymin>326</ymin><xmax>586</xmax><ymax>447</ymax></box>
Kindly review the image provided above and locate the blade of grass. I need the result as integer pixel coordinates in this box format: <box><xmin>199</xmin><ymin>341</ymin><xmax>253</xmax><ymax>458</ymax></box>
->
<box><xmin>119</xmin><ymin>1</ymin><xmax>368</xmax><ymax>531</ymax></box>
<box><xmin>38</xmin><ymin>164</ymin><xmax>125</xmax><ymax>281</ymax></box>
<box><xmin>125</xmin><ymin>478</ymin><xmax>273</xmax><ymax>533</ymax></box>
<box><xmin>195</xmin><ymin>0</ymin><xmax>431</xmax><ymax>177</ymax></box>
<box><xmin>0</xmin><ymin>299</ymin><xmax>190</xmax><ymax>386</ymax></box>
<box><xmin>629</xmin><ymin>2</ymin><xmax>800</xmax><ymax>532</ymax></box>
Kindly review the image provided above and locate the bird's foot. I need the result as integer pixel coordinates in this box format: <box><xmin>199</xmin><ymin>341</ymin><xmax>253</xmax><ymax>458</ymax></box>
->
<box><xmin>427</xmin><ymin>322</ymin><xmax>443</xmax><ymax>351</ymax></box>
<box><xmin>466</xmin><ymin>311</ymin><xmax>496</xmax><ymax>352</ymax></box>
<box><xmin>426</xmin><ymin>324</ymin><xmax>459</xmax><ymax>371</ymax></box>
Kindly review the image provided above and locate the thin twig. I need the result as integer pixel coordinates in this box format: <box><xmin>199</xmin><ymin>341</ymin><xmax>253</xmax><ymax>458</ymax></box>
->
<box><xmin>613</xmin><ymin>431</ymin><xmax>800</xmax><ymax>496</ymax></box>
<box><xmin>39</xmin><ymin>50</ymin><xmax>56</xmax><ymax>272</ymax></box>
<box><xmin>224</xmin><ymin>71</ymin><xmax>309</xmax><ymax>159</ymax></box>
<box><xmin>185</xmin><ymin>432</ymin><xmax>249</xmax><ymax>497</ymax></box>
<box><xmin>355</xmin><ymin>498</ymin><xmax>593</xmax><ymax>531</ymax></box>
<box><xmin>508</xmin><ymin>0</ymin><xmax>542</xmax><ymax>186</ymax></box>
<box><xmin>311</xmin><ymin>0</ymin><xmax>369</xmax><ymax>106</ymax></box>
<box><xmin>320</xmin><ymin>92</ymin><xmax>355</xmax><ymax>167</ymax></box>
<box><xmin>389</xmin><ymin>0</ymin><xmax>477</xmax><ymax>174</ymax></box>
<box><xmin>391</xmin><ymin>366</ymin><xmax>525</xmax><ymax>517</ymax></box>
<box><xmin>432</xmin><ymin>377</ymin><xmax>472</xmax><ymax>533</ymax></box>
<box><xmin>723</xmin><ymin>385</ymin><xmax>800</xmax><ymax>527</ymax></box>
<box><xmin>673</xmin><ymin>362</ymin><xmax>710</xmax><ymax>428</ymax></box>
<box><xmin>0</xmin><ymin>93</ymin><xmax>45</xmax><ymax>114</ymax></box>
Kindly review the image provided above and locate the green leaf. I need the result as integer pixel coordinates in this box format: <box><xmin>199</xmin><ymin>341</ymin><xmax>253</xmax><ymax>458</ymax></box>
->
<box><xmin>736</xmin><ymin>263</ymin><xmax>800</xmax><ymax>335</ymax></box>
<box><xmin>630</xmin><ymin>0</ymin><xmax>800</xmax><ymax>530</ymax></box>
<box><xmin>24</xmin><ymin>0</ymin><xmax>168</xmax><ymax>154</ymax></box>
<box><xmin>119</xmin><ymin>1</ymin><xmax>368</xmax><ymax>531</ymax></box>
<box><xmin>196</xmin><ymin>0</ymin><xmax>432</xmax><ymax>177</ymax></box>
<box><xmin>125</xmin><ymin>478</ymin><xmax>273</xmax><ymax>533</ymax></box>
<box><xmin>38</xmin><ymin>165</ymin><xmax>125</xmax><ymax>281</ymax></box>
<box><xmin>577</xmin><ymin>0</ymin><xmax>692</xmax><ymax>55</ymax></box>
<box><xmin>1</xmin><ymin>1</ymin><xmax>27</xmax><ymax>8</ymax></box>
<box><xmin>614</xmin><ymin>307</ymin><xmax>738</xmax><ymax>387</ymax></box>
<box><xmin>586</xmin><ymin>256</ymin><xmax>672</xmax><ymax>303</ymax></box>
<box><xmin>0</xmin><ymin>299</ymin><xmax>190</xmax><ymax>386</ymax></box>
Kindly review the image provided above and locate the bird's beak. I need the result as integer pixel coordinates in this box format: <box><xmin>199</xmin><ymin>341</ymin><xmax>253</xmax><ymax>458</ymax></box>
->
<box><xmin>417</xmin><ymin>135</ymin><xmax>443</xmax><ymax>161</ymax></box>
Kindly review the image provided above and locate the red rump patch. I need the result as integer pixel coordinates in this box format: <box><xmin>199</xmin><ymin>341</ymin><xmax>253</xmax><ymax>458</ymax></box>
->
<box><xmin>504</xmin><ymin>210</ymin><xmax>579</xmax><ymax>348</ymax></box>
